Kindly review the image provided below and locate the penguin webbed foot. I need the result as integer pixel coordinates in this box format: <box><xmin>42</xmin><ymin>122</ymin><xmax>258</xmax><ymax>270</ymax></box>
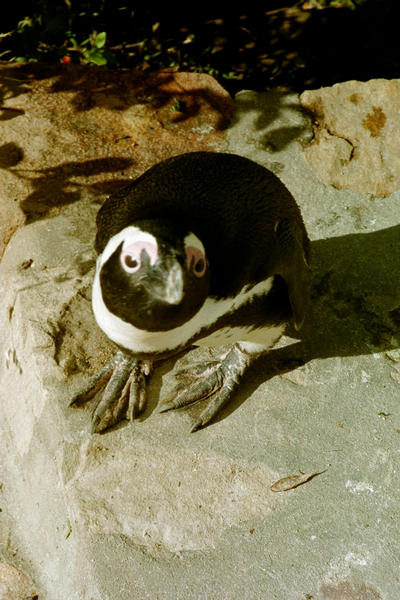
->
<box><xmin>70</xmin><ymin>351</ymin><xmax>151</xmax><ymax>433</ymax></box>
<box><xmin>159</xmin><ymin>344</ymin><xmax>251</xmax><ymax>432</ymax></box>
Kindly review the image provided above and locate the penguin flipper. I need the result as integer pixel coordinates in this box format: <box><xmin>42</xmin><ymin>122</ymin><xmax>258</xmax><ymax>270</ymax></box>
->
<box><xmin>158</xmin><ymin>344</ymin><xmax>252</xmax><ymax>432</ymax></box>
<box><xmin>70</xmin><ymin>351</ymin><xmax>151</xmax><ymax>433</ymax></box>
<box><xmin>275</xmin><ymin>218</ymin><xmax>310</xmax><ymax>331</ymax></box>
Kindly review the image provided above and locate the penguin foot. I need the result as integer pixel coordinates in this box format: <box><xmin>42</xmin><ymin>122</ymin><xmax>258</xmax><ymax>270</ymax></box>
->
<box><xmin>70</xmin><ymin>351</ymin><xmax>152</xmax><ymax>433</ymax></box>
<box><xmin>159</xmin><ymin>344</ymin><xmax>251</xmax><ymax>432</ymax></box>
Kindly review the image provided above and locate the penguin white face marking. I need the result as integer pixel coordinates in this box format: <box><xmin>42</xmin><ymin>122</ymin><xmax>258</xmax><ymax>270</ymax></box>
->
<box><xmin>120</xmin><ymin>241</ymin><xmax>158</xmax><ymax>273</ymax></box>
<box><xmin>100</xmin><ymin>226</ymin><xmax>159</xmax><ymax>269</ymax></box>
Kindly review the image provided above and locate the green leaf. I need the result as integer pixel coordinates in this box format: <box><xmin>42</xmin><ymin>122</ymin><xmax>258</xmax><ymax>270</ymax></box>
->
<box><xmin>86</xmin><ymin>48</ymin><xmax>108</xmax><ymax>65</ymax></box>
<box><xmin>17</xmin><ymin>17</ymin><xmax>33</xmax><ymax>32</ymax></box>
<box><xmin>94</xmin><ymin>32</ymin><xmax>107</xmax><ymax>49</ymax></box>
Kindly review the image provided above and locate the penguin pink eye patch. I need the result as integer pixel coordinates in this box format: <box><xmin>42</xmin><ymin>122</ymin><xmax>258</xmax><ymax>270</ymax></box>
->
<box><xmin>185</xmin><ymin>246</ymin><xmax>207</xmax><ymax>277</ymax></box>
<box><xmin>120</xmin><ymin>241</ymin><xmax>206</xmax><ymax>277</ymax></box>
<box><xmin>120</xmin><ymin>241</ymin><xmax>158</xmax><ymax>273</ymax></box>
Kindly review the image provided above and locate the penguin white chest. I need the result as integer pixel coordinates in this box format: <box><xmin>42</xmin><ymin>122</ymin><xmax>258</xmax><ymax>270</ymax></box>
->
<box><xmin>92</xmin><ymin>269</ymin><xmax>276</xmax><ymax>355</ymax></box>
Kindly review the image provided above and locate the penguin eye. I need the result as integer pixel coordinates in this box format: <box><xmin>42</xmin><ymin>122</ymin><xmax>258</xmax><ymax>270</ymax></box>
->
<box><xmin>120</xmin><ymin>240</ymin><xmax>158</xmax><ymax>274</ymax></box>
<box><xmin>193</xmin><ymin>257</ymin><xmax>206</xmax><ymax>276</ymax></box>
<box><xmin>186</xmin><ymin>246</ymin><xmax>207</xmax><ymax>278</ymax></box>
<box><xmin>121</xmin><ymin>252</ymin><xmax>141</xmax><ymax>273</ymax></box>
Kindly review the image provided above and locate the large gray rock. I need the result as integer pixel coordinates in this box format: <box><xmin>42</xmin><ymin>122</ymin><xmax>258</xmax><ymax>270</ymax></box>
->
<box><xmin>1</xmin><ymin>83</ymin><xmax>400</xmax><ymax>599</ymax></box>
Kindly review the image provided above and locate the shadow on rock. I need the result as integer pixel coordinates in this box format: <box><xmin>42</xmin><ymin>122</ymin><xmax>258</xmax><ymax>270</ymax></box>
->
<box><xmin>0</xmin><ymin>142</ymin><xmax>24</xmax><ymax>167</ymax></box>
<box><xmin>12</xmin><ymin>156</ymin><xmax>135</xmax><ymax>222</ymax></box>
<box><xmin>0</xmin><ymin>65</ymin><xmax>33</xmax><ymax>108</ymax></box>
<box><xmin>216</xmin><ymin>223</ymin><xmax>400</xmax><ymax>423</ymax></box>
<box><xmin>230</xmin><ymin>90</ymin><xmax>312</xmax><ymax>155</ymax></box>
<box><xmin>301</xmin><ymin>223</ymin><xmax>400</xmax><ymax>359</ymax></box>
<box><xmin>48</xmin><ymin>66</ymin><xmax>234</xmax><ymax>130</ymax></box>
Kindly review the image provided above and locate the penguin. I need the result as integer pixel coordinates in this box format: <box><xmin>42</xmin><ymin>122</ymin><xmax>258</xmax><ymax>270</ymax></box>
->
<box><xmin>70</xmin><ymin>151</ymin><xmax>310</xmax><ymax>433</ymax></box>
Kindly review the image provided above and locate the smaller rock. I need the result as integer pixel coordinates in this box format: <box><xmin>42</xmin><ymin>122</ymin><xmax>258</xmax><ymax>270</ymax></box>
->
<box><xmin>300</xmin><ymin>79</ymin><xmax>400</xmax><ymax>197</ymax></box>
<box><xmin>385</xmin><ymin>348</ymin><xmax>400</xmax><ymax>363</ymax></box>
<box><xmin>0</xmin><ymin>562</ymin><xmax>38</xmax><ymax>600</ymax></box>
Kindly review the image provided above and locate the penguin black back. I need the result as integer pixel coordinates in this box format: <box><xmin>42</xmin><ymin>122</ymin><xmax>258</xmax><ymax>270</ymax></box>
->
<box><xmin>95</xmin><ymin>152</ymin><xmax>310</xmax><ymax>299</ymax></box>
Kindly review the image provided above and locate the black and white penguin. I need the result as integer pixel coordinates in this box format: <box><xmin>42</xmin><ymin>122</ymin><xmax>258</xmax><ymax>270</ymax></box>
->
<box><xmin>71</xmin><ymin>151</ymin><xmax>310</xmax><ymax>433</ymax></box>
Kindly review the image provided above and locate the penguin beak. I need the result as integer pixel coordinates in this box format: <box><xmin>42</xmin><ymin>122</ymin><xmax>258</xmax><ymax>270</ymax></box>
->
<box><xmin>145</xmin><ymin>259</ymin><xmax>184</xmax><ymax>305</ymax></box>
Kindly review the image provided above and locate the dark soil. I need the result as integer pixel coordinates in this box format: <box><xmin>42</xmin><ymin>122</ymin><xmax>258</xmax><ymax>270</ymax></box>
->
<box><xmin>117</xmin><ymin>1</ymin><xmax>400</xmax><ymax>95</ymax></box>
<box><xmin>1</xmin><ymin>1</ymin><xmax>399</xmax><ymax>95</ymax></box>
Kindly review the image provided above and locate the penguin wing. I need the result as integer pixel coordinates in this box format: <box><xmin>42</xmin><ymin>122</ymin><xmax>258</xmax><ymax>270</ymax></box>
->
<box><xmin>274</xmin><ymin>218</ymin><xmax>310</xmax><ymax>331</ymax></box>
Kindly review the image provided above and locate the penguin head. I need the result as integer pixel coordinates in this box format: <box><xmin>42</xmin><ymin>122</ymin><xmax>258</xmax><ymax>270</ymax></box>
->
<box><xmin>96</xmin><ymin>220</ymin><xmax>210</xmax><ymax>332</ymax></box>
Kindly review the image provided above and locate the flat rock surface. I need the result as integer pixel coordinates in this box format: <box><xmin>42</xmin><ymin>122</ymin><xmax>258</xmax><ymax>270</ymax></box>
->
<box><xmin>1</xmin><ymin>73</ymin><xmax>400</xmax><ymax>599</ymax></box>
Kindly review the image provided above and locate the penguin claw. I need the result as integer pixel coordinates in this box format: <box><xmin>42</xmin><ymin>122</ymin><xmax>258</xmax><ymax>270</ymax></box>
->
<box><xmin>172</xmin><ymin>360</ymin><xmax>220</xmax><ymax>380</ymax></box>
<box><xmin>159</xmin><ymin>344</ymin><xmax>252</xmax><ymax>431</ymax></box>
<box><xmin>189</xmin><ymin>383</ymin><xmax>238</xmax><ymax>432</ymax></box>
<box><xmin>127</xmin><ymin>362</ymin><xmax>148</xmax><ymax>421</ymax></box>
<box><xmin>70</xmin><ymin>351</ymin><xmax>152</xmax><ymax>433</ymax></box>
<box><xmin>159</xmin><ymin>361</ymin><xmax>222</xmax><ymax>413</ymax></box>
<box><xmin>69</xmin><ymin>358</ymin><xmax>117</xmax><ymax>406</ymax></box>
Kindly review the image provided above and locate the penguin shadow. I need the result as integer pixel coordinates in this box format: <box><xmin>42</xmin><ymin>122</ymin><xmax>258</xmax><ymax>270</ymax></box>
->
<box><xmin>193</xmin><ymin>223</ymin><xmax>400</xmax><ymax>426</ymax></box>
